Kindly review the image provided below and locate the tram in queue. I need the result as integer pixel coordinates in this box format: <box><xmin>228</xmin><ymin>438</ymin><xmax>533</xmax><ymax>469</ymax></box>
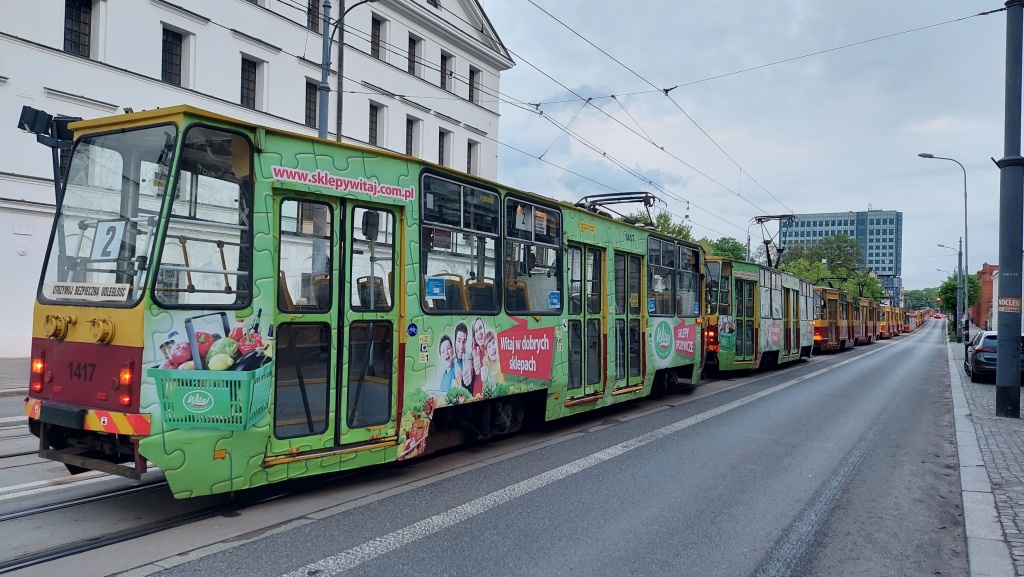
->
<box><xmin>812</xmin><ymin>287</ymin><xmax>849</xmax><ymax>352</ymax></box>
<box><xmin>22</xmin><ymin>106</ymin><xmax>710</xmax><ymax>498</ymax></box>
<box><xmin>879</xmin><ymin>305</ymin><xmax>895</xmax><ymax>339</ymax></box>
<box><xmin>702</xmin><ymin>258</ymin><xmax>814</xmax><ymax>372</ymax></box>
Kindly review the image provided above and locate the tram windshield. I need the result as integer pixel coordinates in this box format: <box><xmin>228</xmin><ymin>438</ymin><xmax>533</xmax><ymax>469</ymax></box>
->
<box><xmin>39</xmin><ymin>124</ymin><xmax>178</xmax><ymax>305</ymax></box>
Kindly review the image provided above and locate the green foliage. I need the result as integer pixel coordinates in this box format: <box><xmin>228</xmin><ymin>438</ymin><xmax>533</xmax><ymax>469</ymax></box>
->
<box><xmin>707</xmin><ymin>236</ymin><xmax>747</xmax><ymax>261</ymax></box>
<box><xmin>623</xmin><ymin>210</ymin><xmax>692</xmax><ymax>241</ymax></box>
<box><xmin>780</xmin><ymin>234</ymin><xmax>860</xmax><ymax>272</ymax></box>
<box><xmin>937</xmin><ymin>274</ymin><xmax>981</xmax><ymax>315</ymax></box>
<box><xmin>778</xmin><ymin>258</ymin><xmax>830</xmax><ymax>284</ymax></box>
<box><xmin>904</xmin><ymin>287</ymin><xmax>940</xmax><ymax>310</ymax></box>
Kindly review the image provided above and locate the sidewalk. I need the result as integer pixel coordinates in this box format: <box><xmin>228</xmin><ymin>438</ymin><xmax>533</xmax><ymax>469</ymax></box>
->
<box><xmin>948</xmin><ymin>324</ymin><xmax>1021</xmax><ymax>576</ymax></box>
<box><xmin>0</xmin><ymin>357</ymin><xmax>28</xmax><ymax>397</ymax></box>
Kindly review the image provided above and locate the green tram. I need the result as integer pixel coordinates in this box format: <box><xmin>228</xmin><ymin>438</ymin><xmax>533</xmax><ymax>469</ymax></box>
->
<box><xmin>702</xmin><ymin>257</ymin><xmax>815</xmax><ymax>371</ymax></box>
<box><xmin>24</xmin><ymin>106</ymin><xmax>705</xmax><ymax>498</ymax></box>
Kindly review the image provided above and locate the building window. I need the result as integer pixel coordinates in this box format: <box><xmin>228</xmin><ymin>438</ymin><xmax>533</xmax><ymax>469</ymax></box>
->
<box><xmin>307</xmin><ymin>0</ymin><xmax>320</xmax><ymax>31</ymax></box>
<box><xmin>467</xmin><ymin>140</ymin><xmax>478</xmax><ymax>175</ymax></box>
<box><xmin>305</xmin><ymin>81</ymin><xmax>318</xmax><ymax>129</ymax></box>
<box><xmin>438</xmin><ymin>130</ymin><xmax>450</xmax><ymax>166</ymax></box>
<box><xmin>64</xmin><ymin>0</ymin><xmax>92</xmax><ymax>57</ymax></box>
<box><xmin>369</xmin><ymin>104</ymin><xmax>380</xmax><ymax>146</ymax></box>
<box><xmin>427</xmin><ymin>0</ymin><xmax>439</xmax><ymax>7</ymax></box>
<box><xmin>440</xmin><ymin>52</ymin><xmax>452</xmax><ymax>91</ymax></box>
<box><xmin>405</xmin><ymin>117</ymin><xmax>420</xmax><ymax>156</ymax></box>
<box><xmin>371</xmin><ymin>17</ymin><xmax>384</xmax><ymax>60</ymax></box>
<box><xmin>161</xmin><ymin>28</ymin><xmax>183</xmax><ymax>86</ymax></box>
<box><xmin>241</xmin><ymin>58</ymin><xmax>259</xmax><ymax>109</ymax></box>
<box><xmin>407</xmin><ymin>35</ymin><xmax>420</xmax><ymax>75</ymax></box>
<box><xmin>468</xmin><ymin>67</ymin><xmax>480</xmax><ymax>103</ymax></box>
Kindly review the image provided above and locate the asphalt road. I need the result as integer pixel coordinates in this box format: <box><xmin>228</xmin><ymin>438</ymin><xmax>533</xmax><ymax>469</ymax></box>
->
<box><xmin>136</xmin><ymin>320</ymin><xmax>965</xmax><ymax>577</ymax></box>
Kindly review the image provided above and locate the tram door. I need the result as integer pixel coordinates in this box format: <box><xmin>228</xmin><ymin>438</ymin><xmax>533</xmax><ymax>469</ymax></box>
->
<box><xmin>734</xmin><ymin>278</ymin><xmax>756</xmax><ymax>362</ymax></box>
<box><xmin>611</xmin><ymin>251</ymin><xmax>643</xmax><ymax>390</ymax></box>
<box><xmin>827</xmin><ymin>296</ymin><xmax>839</xmax><ymax>347</ymax></box>
<box><xmin>268</xmin><ymin>197</ymin><xmax>400</xmax><ymax>458</ymax></box>
<box><xmin>567</xmin><ymin>244</ymin><xmax>606</xmax><ymax>398</ymax></box>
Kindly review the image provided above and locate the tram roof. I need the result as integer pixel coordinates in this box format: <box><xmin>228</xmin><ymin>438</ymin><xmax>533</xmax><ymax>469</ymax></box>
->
<box><xmin>68</xmin><ymin>105</ymin><xmax>701</xmax><ymax>249</ymax></box>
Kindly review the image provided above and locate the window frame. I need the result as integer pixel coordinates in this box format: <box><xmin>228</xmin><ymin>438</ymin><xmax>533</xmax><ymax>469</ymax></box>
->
<box><xmin>240</xmin><ymin>57</ymin><xmax>259</xmax><ymax>109</ymax></box>
<box><xmin>64</xmin><ymin>0</ymin><xmax>93</xmax><ymax>58</ymax></box>
<box><xmin>150</xmin><ymin>123</ymin><xmax>256</xmax><ymax>311</ymax></box>
<box><xmin>161</xmin><ymin>27</ymin><xmax>183</xmax><ymax>86</ymax></box>
<box><xmin>307</xmin><ymin>0</ymin><xmax>320</xmax><ymax>32</ymax></box>
<box><xmin>503</xmin><ymin>195</ymin><xmax>563</xmax><ymax>316</ymax></box>
<box><xmin>349</xmin><ymin>205</ymin><xmax>396</xmax><ymax>312</ymax></box>
<box><xmin>419</xmin><ymin>170</ymin><xmax>501</xmax><ymax>315</ymax></box>
<box><xmin>304</xmin><ymin>81</ymin><xmax>318</xmax><ymax>129</ymax></box>
<box><xmin>277</xmin><ymin>198</ymin><xmax>334</xmax><ymax>314</ymax></box>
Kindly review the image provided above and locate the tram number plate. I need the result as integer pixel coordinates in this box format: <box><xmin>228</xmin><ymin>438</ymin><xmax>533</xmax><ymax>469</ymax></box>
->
<box><xmin>68</xmin><ymin>361</ymin><xmax>97</xmax><ymax>382</ymax></box>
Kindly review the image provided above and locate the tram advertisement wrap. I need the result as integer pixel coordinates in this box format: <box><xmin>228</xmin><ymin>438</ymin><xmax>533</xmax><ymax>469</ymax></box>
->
<box><xmin>650</xmin><ymin>318</ymin><xmax>699</xmax><ymax>368</ymax></box>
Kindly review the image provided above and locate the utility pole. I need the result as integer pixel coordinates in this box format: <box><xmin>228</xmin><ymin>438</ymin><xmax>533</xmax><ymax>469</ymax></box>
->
<box><xmin>956</xmin><ymin>238</ymin><xmax>963</xmax><ymax>344</ymax></box>
<box><xmin>317</xmin><ymin>0</ymin><xmax>332</xmax><ymax>139</ymax></box>
<box><xmin>996</xmin><ymin>0</ymin><xmax>1023</xmax><ymax>418</ymax></box>
<box><xmin>335</xmin><ymin>0</ymin><xmax>346</xmax><ymax>141</ymax></box>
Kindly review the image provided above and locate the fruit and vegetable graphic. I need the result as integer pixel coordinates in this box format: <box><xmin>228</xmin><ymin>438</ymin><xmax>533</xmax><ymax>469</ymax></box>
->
<box><xmin>397</xmin><ymin>390</ymin><xmax>434</xmax><ymax>460</ymax></box>
<box><xmin>153</xmin><ymin>311</ymin><xmax>273</xmax><ymax>373</ymax></box>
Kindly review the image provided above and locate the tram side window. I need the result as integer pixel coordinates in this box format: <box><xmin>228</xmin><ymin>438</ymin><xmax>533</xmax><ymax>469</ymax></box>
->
<box><xmin>677</xmin><ymin>247</ymin><xmax>700</xmax><ymax>317</ymax></box>
<box><xmin>705</xmin><ymin>261</ymin><xmax>721</xmax><ymax>315</ymax></box>
<box><xmin>278</xmin><ymin>200</ymin><xmax>332</xmax><ymax>313</ymax></box>
<box><xmin>351</xmin><ymin>207</ymin><xmax>395</xmax><ymax>311</ymax></box>
<box><xmin>155</xmin><ymin>126</ymin><xmax>253</xmax><ymax>308</ymax></box>
<box><xmin>504</xmin><ymin>199</ymin><xmax>562</xmax><ymax>314</ymax></box>
<box><xmin>814</xmin><ymin>292</ymin><xmax>824</xmax><ymax>320</ymax></box>
<box><xmin>719</xmin><ymin>262</ymin><xmax>732</xmax><ymax>316</ymax></box>
<box><xmin>421</xmin><ymin>175</ymin><xmax>499</xmax><ymax>314</ymax></box>
<box><xmin>760</xmin><ymin>269</ymin><xmax>771</xmax><ymax>319</ymax></box>
<box><xmin>771</xmin><ymin>272</ymin><xmax>783</xmax><ymax>319</ymax></box>
<box><xmin>273</xmin><ymin>323</ymin><xmax>331</xmax><ymax>439</ymax></box>
<box><xmin>648</xmin><ymin>238</ymin><xmax>674</xmax><ymax>316</ymax></box>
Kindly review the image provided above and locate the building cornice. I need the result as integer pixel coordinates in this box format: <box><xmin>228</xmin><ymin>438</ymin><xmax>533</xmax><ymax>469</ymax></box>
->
<box><xmin>231</xmin><ymin>29</ymin><xmax>282</xmax><ymax>54</ymax></box>
<box><xmin>149</xmin><ymin>0</ymin><xmax>210</xmax><ymax>26</ymax></box>
<box><xmin>378</xmin><ymin>0</ymin><xmax>514</xmax><ymax>71</ymax></box>
<box><xmin>0</xmin><ymin>75</ymin><xmax>8</xmax><ymax>86</ymax></box>
<box><xmin>0</xmin><ymin>32</ymin><xmax>334</xmax><ymax>138</ymax></box>
<box><xmin>43</xmin><ymin>87</ymin><xmax>119</xmax><ymax>113</ymax></box>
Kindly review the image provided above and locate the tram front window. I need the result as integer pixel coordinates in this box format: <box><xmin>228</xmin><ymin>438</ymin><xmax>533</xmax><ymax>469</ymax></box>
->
<box><xmin>39</xmin><ymin>124</ymin><xmax>178</xmax><ymax>306</ymax></box>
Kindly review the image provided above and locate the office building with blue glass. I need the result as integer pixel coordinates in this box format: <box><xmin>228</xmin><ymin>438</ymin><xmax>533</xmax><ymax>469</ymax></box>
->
<box><xmin>778</xmin><ymin>210</ymin><xmax>903</xmax><ymax>305</ymax></box>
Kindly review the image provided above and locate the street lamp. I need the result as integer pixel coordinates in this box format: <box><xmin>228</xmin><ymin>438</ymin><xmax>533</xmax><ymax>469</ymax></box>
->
<box><xmin>317</xmin><ymin>0</ymin><xmax>380</xmax><ymax>140</ymax></box>
<box><xmin>919</xmin><ymin>153</ymin><xmax>969</xmax><ymax>345</ymax></box>
<box><xmin>938</xmin><ymin>242</ymin><xmax>964</xmax><ymax>344</ymax></box>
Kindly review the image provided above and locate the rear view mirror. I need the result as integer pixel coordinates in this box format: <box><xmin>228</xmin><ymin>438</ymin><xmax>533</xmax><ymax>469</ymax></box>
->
<box><xmin>362</xmin><ymin>211</ymin><xmax>380</xmax><ymax>241</ymax></box>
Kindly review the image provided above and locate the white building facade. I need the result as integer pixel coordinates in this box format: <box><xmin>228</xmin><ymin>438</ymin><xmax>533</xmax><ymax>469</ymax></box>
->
<box><xmin>0</xmin><ymin>0</ymin><xmax>513</xmax><ymax>357</ymax></box>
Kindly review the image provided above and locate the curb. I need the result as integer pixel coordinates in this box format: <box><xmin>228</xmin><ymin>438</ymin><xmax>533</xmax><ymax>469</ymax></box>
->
<box><xmin>946</xmin><ymin>338</ymin><xmax>1015</xmax><ymax>576</ymax></box>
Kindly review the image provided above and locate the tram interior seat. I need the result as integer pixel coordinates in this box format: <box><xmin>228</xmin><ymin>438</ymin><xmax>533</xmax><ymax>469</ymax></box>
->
<box><xmin>466</xmin><ymin>278</ymin><xmax>496</xmax><ymax>311</ymax></box>
<box><xmin>356</xmin><ymin>276</ymin><xmax>390</xmax><ymax>310</ymax></box>
<box><xmin>505</xmin><ymin>280</ymin><xmax>530</xmax><ymax>312</ymax></box>
<box><xmin>427</xmin><ymin>274</ymin><xmax>467</xmax><ymax>311</ymax></box>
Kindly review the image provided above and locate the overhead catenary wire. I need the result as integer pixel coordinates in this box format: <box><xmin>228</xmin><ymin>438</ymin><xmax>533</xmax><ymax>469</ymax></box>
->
<box><xmin>232</xmin><ymin>1</ymin><xmax>754</xmax><ymax>238</ymax></box>
<box><xmin>522</xmin><ymin>0</ymin><xmax>793</xmax><ymax>214</ymax></box>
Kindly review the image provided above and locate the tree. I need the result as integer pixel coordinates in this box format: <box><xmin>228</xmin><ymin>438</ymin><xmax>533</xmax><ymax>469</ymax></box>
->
<box><xmin>936</xmin><ymin>275</ymin><xmax>981</xmax><ymax>316</ymax></box>
<box><xmin>778</xmin><ymin>234</ymin><xmax>860</xmax><ymax>273</ymax></box>
<box><xmin>904</xmin><ymin>288</ymin><xmax>940</xmax><ymax>310</ymax></box>
<box><xmin>624</xmin><ymin>210</ymin><xmax>692</xmax><ymax>241</ymax></box>
<box><xmin>779</xmin><ymin>258</ymin><xmax>830</xmax><ymax>284</ymax></box>
<box><xmin>708</xmin><ymin>237</ymin><xmax>747</xmax><ymax>261</ymax></box>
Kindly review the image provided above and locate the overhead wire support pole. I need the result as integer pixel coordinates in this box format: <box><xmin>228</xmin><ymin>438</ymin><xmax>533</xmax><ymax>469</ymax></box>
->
<box><xmin>996</xmin><ymin>0</ymin><xmax>1023</xmax><ymax>418</ymax></box>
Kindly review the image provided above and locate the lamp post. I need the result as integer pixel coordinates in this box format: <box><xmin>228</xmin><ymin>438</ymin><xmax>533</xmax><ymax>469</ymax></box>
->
<box><xmin>318</xmin><ymin>0</ymin><xmax>379</xmax><ymax>140</ymax></box>
<box><xmin>919</xmin><ymin>153</ymin><xmax>969</xmax><ymax>345</ymax></box>
<box><xmin>938</xmin><ymin>242</ymin><xmax>963</xmax><ymax>343</ymax></box>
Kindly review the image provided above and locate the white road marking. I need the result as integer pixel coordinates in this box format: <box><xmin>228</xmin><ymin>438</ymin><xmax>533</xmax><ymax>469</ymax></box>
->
<box><xmin>0</xmin><ymin>416</ymin><xmax>26</xmax><ymax>424</ymax></box>
<box><xmin>0</xmin><ymin>471</ymin><xmax>109</xmax><ymax>501</ymax></box>
<box><xmin>282</xmin><ymin>341</ymin><xmax>896</xmax><ymax>577</ymax></box>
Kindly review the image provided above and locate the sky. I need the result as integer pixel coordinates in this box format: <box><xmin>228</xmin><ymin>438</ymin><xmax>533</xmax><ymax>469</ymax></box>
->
<box><xmin>477</xmin><ymin>0</ymin><xmax>1008</xmax><ymax>290</ymax></box>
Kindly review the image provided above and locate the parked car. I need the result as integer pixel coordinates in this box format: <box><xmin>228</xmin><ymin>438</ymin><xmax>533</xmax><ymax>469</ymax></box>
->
<box><xmin>964</xmin><ymin>331</ymin><xmax>1024</xmax><ymax>384</ymax></box>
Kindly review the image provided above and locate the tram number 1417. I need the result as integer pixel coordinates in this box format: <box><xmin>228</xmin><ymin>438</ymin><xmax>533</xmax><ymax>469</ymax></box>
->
<box><xmin>68</xmin><ymin>361</ymin><xmax>97</xmax><ymax>382</ymax></box>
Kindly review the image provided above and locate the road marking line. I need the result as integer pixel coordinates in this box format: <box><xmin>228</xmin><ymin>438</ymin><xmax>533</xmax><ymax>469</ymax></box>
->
<box><xmin>0</xmin><ymin>416</ymin><xmax>25</xmax><ymax>424</ymax></box>
<box><xmin>281</xmin><ymin>341</ymin><xmax>895</xmax><ymax>577</ymax></box>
